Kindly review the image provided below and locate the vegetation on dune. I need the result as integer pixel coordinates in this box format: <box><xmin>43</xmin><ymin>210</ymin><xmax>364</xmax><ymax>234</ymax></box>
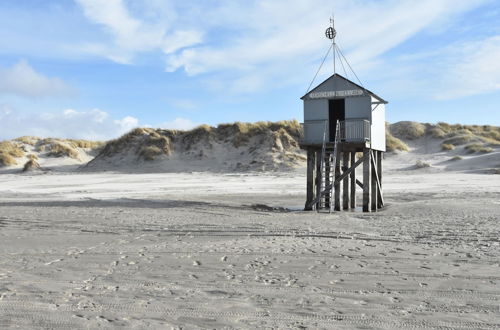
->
<box><xmin>139</xmin><ymin>146</ymin><xmax>163</xmax><ymax>161</ymax></box>
<box><xmin>46</xmin><ymin>141</ymin><xmax>80</xmax><ymax>159</ymax></box>
<box><xmin>15</xmin><ymin>136</ymin><xmax>38</xmax><ymax>145</ymax></box>
<box><xmin>385</xmin><ymin>130</ymin><xmax>409</xmax><ymax>152</ymax></box>
<box><xmin>98</xmin><ymin>127</ymin><xmax>174</xmax><ymax>161</ymax></box>
<box><xmin>415</xmin><ymin>160</ymin><xmax>431</xmax><ymax>168</ymax></box>
<box><xmin>430</xmin><ymin>122</ymin><xmax>500</xmax><ymax>146</ymax></box>
<box><xmin>215</xmin><ymin>120</ymin><xmax>302</xmax><ymax>148</ymax></box>
<box><xmin>66</xmin><ymin>139</ymin><xmax>104</xmax><ymax>149</ymax></box>
<box><xmin>464</xmin><ymin>143</ymin><xmax>494</xmax><ymax>154</ymax></box>
<box><xmin>23</xmin><ymin>159</ymin><xmax>41</xmax><ymax>172</ymax></box>
<box><xmin>441</xmin><ymin>143</ymin><xmax>455</xmax><ymax>151</ymax></box>
<box><xmin>0</xmin><ymin>141</ymin><xmax>25</xmax><ymax>166</ymax></box>
<box><xmin>450</xmin><ymin>156</ymin><xmax>463</xmax><ymax>161</ymax></box>
<box><xmin>0</xmin><ymin>153</ymin><xmax>17</xmax><ymax>166</ymax></box>
<box><xmin>389</xmin><ymin>121</ymin><xmax>426</xmax><ymax>140</ymax></box>
<box><xmin>387</xmin><ymin>121</ymin><xmax>500</xmax><ymax>147</ymax></box>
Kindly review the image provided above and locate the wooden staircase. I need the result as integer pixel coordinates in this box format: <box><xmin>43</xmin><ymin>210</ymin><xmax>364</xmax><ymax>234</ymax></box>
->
<box><xmin>316</xmin><ymin>120</ymin><xmax>340</xmax><ymax>212</ymax></box>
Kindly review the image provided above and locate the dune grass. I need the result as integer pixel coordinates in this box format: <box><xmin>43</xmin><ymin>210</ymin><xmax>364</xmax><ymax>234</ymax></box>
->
<box><xmin>464</xmin><ymin>143</ymin><xmax>494</xmax><ymax>154</ymax></box>
<box><xmin>98</xmin><ymin>127</ymin><xmax>174</xmax><ymax>161</ymax></box>
<box><xmin>66</xmin><ymin>139</ymin><xmax>104</xmax><ymax>149</ymax></box>
<box><xmin>415</xmin><ymin>160</ymin><xmax>431</xmax><ymax>168</ymax></box>
<box><xmin>23</xmin><ymin>159</ymin><xmax>41</xmax><ymax>172</ymax></box>
<box><xmin>139</xmin><ymin>146</ymin><xmax>163</xmax><ymax>161</ymax></box>
<box><xmin>441</xmin><ymin>143</ymin><xmax>455</xmax><ymax>151</ymax></box>
<box><xmin>15</xmin><ymin>136</ymin><xmax>38</xmax><ymax>145</ymax></box>
<box><xmin>0</xmin><ymin>141</ymin><xmax>25</xmax><ymax>166</ymax></box>
<box><xmin>46</xmin><ymin>141</ymin><xmax>80</xmax><ymax>159</ymax></box>
<box><xmin>385</xmin><ymin>131</ymin><xmax>409</xmax><ymax>152</ymax></box>
<box><xmin>0</xmin><ymin>153</ymin><xmax>17</xmax><ymax>166</ymax></box>
<box><xmin>390</xmin><ymin>121</ymin><xmax>426</xmax><ymax>140</ymax></box>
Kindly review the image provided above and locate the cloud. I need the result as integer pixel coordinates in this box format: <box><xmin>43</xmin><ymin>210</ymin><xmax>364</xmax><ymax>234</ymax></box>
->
<box><xmin>75</xmin><ymin>0</ymin><xmax>202</xmax><ymax>63</ymax></box>
<box><xmin>435</xmin><ymin>36</ymin><xmax>500</xmax><ymax>99</ymax></box>
<box><xmin>0</xmin><ymin>107</ymin><xmax>138</xmax><ymax>140</ymax></box>
<box><xmin>0</xmin><ymin>60</ymin><xmax>74</xmax><ymax>98</ymax></box>
<box><xmin>163</xmin><ymin>0</ymin><xmax>487</xmax><ymax>93</ymax></box>
<box><xmin>159</xmin><ymin>117</ymin><xmax>198</xmax><ymax>130</ymax></box>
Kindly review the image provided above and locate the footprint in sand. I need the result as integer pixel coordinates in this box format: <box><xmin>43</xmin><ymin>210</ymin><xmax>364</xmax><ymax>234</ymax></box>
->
<box><xmin>44</xmin><ymin>258</ymin><xmax>63</xmax><ymax>266</ymax></box>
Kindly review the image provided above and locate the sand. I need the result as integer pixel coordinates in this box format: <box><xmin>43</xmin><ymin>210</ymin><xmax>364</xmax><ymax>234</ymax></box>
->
<box><xmin>0</xmin><ymin>168</ymin><xmax>499</xmax><ymax>329</ymax></box>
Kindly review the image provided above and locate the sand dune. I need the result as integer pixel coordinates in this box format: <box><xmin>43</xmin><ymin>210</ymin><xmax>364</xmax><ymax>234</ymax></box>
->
<box><xmin>0</xmin><ymin>121</ymin><xmax>498</xmax><ymax>174</ymax></box>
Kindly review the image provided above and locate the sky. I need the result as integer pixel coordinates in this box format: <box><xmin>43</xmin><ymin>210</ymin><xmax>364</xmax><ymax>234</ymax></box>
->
<box><xmin>0</xmin><ymin>0</ymin><xmax>499</xmax><ymax>140</ymax></box>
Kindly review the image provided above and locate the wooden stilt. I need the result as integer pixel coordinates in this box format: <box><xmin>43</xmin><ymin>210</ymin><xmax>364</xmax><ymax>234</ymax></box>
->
<box><xmin>363</xmin><ymin>148</ymin><xmax>371</xmax><ymax>212</ymax></box>
<box><xmin>377</xmin><ymin>151</ymin><xmax>383</xmax><ymax>209</ymax></box>
<box><xmin>315</xmin><ymin>150</ymin><xmax>322</xmax><ymax>210</ymax></box>
<box><xmin>342</xmin><ymin>152</ymin><xmax>349</xmax><ymax>209</ymax></box>
<box><xmin>305</xmin><ymin>149</ymin><xmax>315</xmax><ymax>211</ymax></box>
<box><xmin>371</xmin><ymin>150</ymin><xmax>378</xmax><ymax>212</ymax></box>
<box><xmin>325</xmin><ymin>154</ymin><xmax>331</xmax><ymax>208</ymax></box>
<box><xmin>334</xmin><ymin>152</ymin><xmax>341</xmax><ymax>211</ymax></box>
<box><xmin>350</xmin><ymin>152</ymin><xmax>356</xmax><ymax>209</ymax></box>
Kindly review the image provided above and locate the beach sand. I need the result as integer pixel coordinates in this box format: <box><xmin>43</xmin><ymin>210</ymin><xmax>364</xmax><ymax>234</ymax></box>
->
<box><xmin>0</xmin><ymin>169</ymin><xmax>498</xmax><ymax>329</ymax></box>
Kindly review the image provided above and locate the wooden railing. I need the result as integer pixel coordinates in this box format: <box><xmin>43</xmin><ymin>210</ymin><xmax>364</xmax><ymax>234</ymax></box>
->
<box><xmin>301</xmin><ymin>119</ymin><xmax>370</xmax><ymax>144</ymax></box>
<box><xmin>339</xmin><ymin>119</ymin><xmax>370</xmax><ymax>142</ymax></box>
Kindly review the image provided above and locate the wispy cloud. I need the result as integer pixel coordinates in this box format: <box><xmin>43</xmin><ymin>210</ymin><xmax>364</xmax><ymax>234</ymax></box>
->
<box><xmin>0</xmin><ymin>106</ymin><xmax>138</xmax><ymax>140</ymax></box>
<box><xmin>436</xmin><ymin>35</ymin><xmax>500</xmax><ymax>99</ymax></box>
<box><xmin>163</xmin><ymin>0</ymin><xmax>488</xmax><ymax>94</ymax></box>
<box><xmin>0</xmin><ymin>60</ymin><xmax>74</xmax><ymax>98</ymax></box>
<box><xmin>75</xmin><ymin>0</ymin><xmax>203</xmax><ymax>63</ymax></box>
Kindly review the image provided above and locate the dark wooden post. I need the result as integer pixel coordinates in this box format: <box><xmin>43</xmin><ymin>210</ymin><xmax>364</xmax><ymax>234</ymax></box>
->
<box><xmin>305</xmin><ymin>149</ymin><xmax>315</xmax><ymax>211</ymax></box>
<box><xmin>342</xmin><ymin>152</ymin><xmax>350</xmax><ymax>209</ymax></box>
<box><xmin>377</xmin><ymin>150</ymin><xmax>383</xmax><ymax>209</ymax></box>
<box><xmin>334</xmin><ymin>152</ymin><xmax>341</xmax><ymax>211</ymax></box>
<box><xmin>325</xmin><ymin>154</ymin><xmax>331</xmax><ymax>208</ymax></box>
<box><xmin>362</xmin><ymin>148</ymin><xmax>371</xmax><ymax>212</ymax></box>
<box><xmin>350</xmin><ymin>152</ymin><xmax>356</xmax><ymax>209</ymax></box>
<box><xmin>315</xmin><ymin>150</ymin><xmax>322</xmax><ymax>210</ymax></box>
<box><xmin>371</xmin><ymin>150</ymin><xmax>378</xmax><ymax>212</ymax></box>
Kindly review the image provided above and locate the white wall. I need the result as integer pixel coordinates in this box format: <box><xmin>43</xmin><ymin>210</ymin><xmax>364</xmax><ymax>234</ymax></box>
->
<box><xmin>370</xmin><ymin>96</ymin><xmax>386</xmax><ymax>151</ymax></box>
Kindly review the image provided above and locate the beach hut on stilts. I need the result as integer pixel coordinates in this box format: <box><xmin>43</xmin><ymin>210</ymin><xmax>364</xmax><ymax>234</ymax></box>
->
<box><xmin>300</xmin><ymin>17</ymin><xmax>387</xmax><ymax>212</ymax></box>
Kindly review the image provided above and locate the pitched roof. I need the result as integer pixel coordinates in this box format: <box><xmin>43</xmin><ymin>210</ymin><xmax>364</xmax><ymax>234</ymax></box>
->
<box><xmin>301</xmin><ymin>73</ymin><xmax>388</xmax><ymax>104</ymax></box>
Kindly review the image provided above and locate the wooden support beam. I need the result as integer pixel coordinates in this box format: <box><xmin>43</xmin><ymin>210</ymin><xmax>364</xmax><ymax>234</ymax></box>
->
<box><xmin>315</xmin><ymin>150</ymin><xmax>322</xmax><ymax>211</ymax></box>
<box><xmin>304</xmin><ymin>150</ymin><xmax>315</xmax><ymax>211</ymax></box>
<box><xmin>350</xmin><ymin>152</ymin><xmax>356</xmax><ymax>209</ymax></box>
<box><xmin>371</xmin><ymin>150</ymin><xmax>378</xmax><ymax>212</ymax></box>
<box><xmin>342</xmin><ymin>152</ymin><xmax>349</xmax><ymax>210</ymax></box>
<box><xmin>325</xmin><ymin>155</ymin><xmax>331</xmax><ymax>208</ymax></box>
<box><xmin>363</xmin><ymin>148</ymin><xmax>371</xmax><ymax>212</ymax></box>
<box><xmin>377</xmin><ymin>151</ymin><xmax>383</xmax><ymax>209</ymax></box>
<box><xmin>306</xmin><ymin>153</ymin><xmax>366</xmax><ymax>209</ymax></box>
<box><xmin>334</xmin><ymin>152</ymin><xmax>341</xmax><ymax>211</ymax></box>
<box><xmin>356</xmin><ymin>179</ymin><xmax>363</xmax><ymax>189</ymax></box>
<box><xmin>370</xmin><ymin>150</ymin><xmax>385</xmax><ymax>207</ymax></box>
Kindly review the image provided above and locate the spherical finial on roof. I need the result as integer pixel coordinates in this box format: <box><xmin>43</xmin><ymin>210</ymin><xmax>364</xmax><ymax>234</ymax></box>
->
<box><xmin>325</xmin><ymin>27</ymin><xmax>336</xmax><ymax>40</ymax></box>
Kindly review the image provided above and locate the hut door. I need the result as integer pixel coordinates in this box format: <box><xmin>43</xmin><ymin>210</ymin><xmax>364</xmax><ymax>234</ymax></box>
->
<box><xmin>329</xmin><ymin>99</ymin><xmax>345</xmax><ymax>141</ymax></box>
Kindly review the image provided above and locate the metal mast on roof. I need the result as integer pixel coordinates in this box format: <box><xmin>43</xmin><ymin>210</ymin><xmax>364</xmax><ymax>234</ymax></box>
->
<box><xmin>326</xmin><ymin>16</ymin><xmax>336</xmax><ymax>73</ymax></box>
<box><xmin>306</xmin><ymin>16</ymin><xmax>364</xmax><ymax>93</ymax></box>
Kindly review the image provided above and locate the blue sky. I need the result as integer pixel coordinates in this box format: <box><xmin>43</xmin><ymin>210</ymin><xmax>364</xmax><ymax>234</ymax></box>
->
<box><xmin>0</xmin><ymin>0</ymin><xmax>499</xmax><ymax>140</ymax></box>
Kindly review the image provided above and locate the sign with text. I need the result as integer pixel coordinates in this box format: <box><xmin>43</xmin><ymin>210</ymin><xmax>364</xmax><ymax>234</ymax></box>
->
<box><xmin>309</xmin><ymin>89</ymin><xmax>363</xmax><ymax>99</ymax></box>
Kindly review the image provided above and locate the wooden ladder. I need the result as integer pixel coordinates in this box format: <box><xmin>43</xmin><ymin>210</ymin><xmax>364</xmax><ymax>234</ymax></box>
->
<box><xmin>317</xmin><ymin>120</ymin><xmax>340</xmax><ymax>212</ymax></box>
